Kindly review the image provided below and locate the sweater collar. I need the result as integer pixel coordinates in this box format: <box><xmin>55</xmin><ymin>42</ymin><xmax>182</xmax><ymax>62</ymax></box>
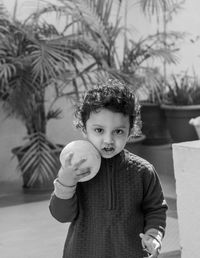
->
<box><xmin>101</xmin><ymin>150</ymin><xmax>126</xmax><ymax>168</ymax></box>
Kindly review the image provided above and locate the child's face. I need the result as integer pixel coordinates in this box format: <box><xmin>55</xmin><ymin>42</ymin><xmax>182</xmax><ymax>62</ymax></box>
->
<box><xmin>83</xmin><ymin>108</ymin><xmax>130</xmax><ymax>159</ymax></box>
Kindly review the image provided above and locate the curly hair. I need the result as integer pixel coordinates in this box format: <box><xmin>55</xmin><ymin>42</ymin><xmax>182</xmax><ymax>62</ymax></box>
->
<box><xmin>74</xmin><ymin>79</ymin><xmax>141</xmax><ymax>134</ymax></box>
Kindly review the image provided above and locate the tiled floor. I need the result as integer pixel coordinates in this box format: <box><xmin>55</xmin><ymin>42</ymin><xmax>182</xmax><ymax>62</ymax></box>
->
<box><xmin>0</xmin><ymin>175</ymin><xmax>181</xmax><ymax>258</ymax></box>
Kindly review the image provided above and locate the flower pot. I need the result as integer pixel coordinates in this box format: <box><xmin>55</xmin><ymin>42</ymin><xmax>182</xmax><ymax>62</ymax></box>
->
<box><xmin>140</xmin><ymin>103</ymin><xmax>172</xmax><ymax>145</ymax></box>
<box><xmin>125</xmin><ymin>134</ymin><xmax>146</xmax><ymax>155</ymax></box>
<box><xmin>161</xmin><ymin>105</ymin><xmax>200</xmax><ymax>143</ymax></box>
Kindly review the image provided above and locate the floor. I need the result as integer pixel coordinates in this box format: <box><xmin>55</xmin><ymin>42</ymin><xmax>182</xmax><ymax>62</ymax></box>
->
<box><xmin>0</xmin><ymin>174</ymin><xmax>181</xmax><ymax>258</ymax></box>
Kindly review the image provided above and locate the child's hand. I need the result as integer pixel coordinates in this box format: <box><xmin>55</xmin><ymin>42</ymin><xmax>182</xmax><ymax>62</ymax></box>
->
<box><xmin>58</xmin><ymin>152</ymin><xmax>91</xmax><ymax>186</ymax></box>
<box><xmin>139</xmin><ymin>233</ymin><xmax>161</xmax><ymax>258</ymax></box>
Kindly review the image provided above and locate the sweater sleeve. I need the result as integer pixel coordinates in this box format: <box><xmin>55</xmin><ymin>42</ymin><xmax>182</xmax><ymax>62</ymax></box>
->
<box><xmin>142</xmin><ymin>164</ymin><xmax>168</xmax><ymax>235</ymax></box>
<box><xmin>49</xmin><ymin>179</ymin><xmax>78</xmax><ymax>223</ymax></box>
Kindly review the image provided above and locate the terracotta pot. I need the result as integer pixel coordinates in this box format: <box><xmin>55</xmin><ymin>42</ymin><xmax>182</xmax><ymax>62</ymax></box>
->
<box><xmin>161</xmin><ymin>104</ymin><xmax>200</xmax><ymax>142</ymax></box>
<box><xmin>140</xmin><ymin>103</ymin><xmax>172</xmax><ymax>145</ymax></box>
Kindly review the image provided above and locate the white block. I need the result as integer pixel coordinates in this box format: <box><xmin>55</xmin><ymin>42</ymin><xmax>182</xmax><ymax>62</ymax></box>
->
<box><xmin>172</xmin><ymin>140</ymin><xmax>200</xmax><ymax>258</ymax></box>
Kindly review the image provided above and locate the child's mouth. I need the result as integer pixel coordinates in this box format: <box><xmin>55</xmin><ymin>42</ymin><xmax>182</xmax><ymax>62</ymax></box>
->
<box><xmin>102</xmin><ymin>147</ymin><xmax>115</xmax><ymax>154</ymax></box>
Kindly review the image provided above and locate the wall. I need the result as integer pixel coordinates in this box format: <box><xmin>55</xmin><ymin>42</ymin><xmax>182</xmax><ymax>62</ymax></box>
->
<box><xmin>167</xmin><ymin>0</ymin><xmax>200</xmax><ymax>74</ymax></box>
<box><xmin>0</xmin><ymin>106</ymin><xmax>25</xmax><ymax>181</ymax></box>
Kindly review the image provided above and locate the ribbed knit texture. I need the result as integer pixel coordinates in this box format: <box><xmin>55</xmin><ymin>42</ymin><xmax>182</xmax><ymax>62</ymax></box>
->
<box><xmin>49</xmin><ymin>149</ymin><xmax>168</xmax><ymax>258</ymax></box>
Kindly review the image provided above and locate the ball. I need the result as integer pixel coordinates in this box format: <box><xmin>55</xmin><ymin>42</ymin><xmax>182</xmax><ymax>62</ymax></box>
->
<box><xmin>60</xmin><ymin>140</ymin><xmax>101</xmax><ymax>182</ymax></box>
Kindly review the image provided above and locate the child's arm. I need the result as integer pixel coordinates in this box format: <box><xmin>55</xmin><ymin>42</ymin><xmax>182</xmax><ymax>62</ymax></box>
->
<box><xmin>142</xmin><ymin>164</ymin><xmax>168</xmax><ymax>234</ymax></box>
<box><xmin>49</xmin><ymin>152</ymin><xmax>91</xmax><ymax>222</ymax></box>
<box><xmin>141</xmin><ymin>164</ymin><xmax>168</xmax><ymax>255</ymax></box>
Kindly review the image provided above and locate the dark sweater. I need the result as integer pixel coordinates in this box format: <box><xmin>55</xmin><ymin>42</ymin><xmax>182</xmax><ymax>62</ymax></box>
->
<box><xmin>49</xmin><ymin>149</ymin><xmax>168</xmax><ymax>258</ymax></box>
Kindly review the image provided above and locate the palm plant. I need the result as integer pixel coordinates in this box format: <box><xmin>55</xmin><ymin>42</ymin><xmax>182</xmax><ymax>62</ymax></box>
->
<box><xmin>35</xmin><ymin>0</ymin><xmax>179</xmax><ymax>91</ymax></box>
<box><xmin>0</xmin><ymin>1</ymin><xmax>84</xmax><ymax>188</ymax></box>
<box><xmin>163</xmin><ymin>72</ymin><xmax>200</xmax><ymax>105</ymax></box>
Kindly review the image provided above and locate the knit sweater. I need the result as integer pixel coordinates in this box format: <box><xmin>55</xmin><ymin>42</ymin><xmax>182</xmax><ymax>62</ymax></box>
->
<box><xmin>49</xmin><ymin>149</ymin><xmax>168</xmax><ymax>258</ymax></box>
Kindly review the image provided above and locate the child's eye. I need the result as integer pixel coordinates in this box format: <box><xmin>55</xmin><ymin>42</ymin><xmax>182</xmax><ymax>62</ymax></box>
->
<box><xmin>114</xmin><ymin>129</ymin><xmax>124</xmax><ymax>135</ymax></box>
<box><xmin>95</xmin><ymin>128</ymin><xmax>103</xmax><ymax>134</ymax></box>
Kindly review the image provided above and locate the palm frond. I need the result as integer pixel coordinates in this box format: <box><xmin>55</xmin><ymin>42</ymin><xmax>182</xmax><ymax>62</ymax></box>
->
<box><xmin>1</xmin><ymin>68</ymin><xmax>40</xmax><ymax>123</ymax></box>
<box><xmin>58</xmin><ymin>35</ymin><xmax>106</xmax><ymax>62</ymax></box>
<box><xmin>147</xmin><ymin>48</ymin><xmax>179</xmax><ymax>64</ymax></box>
<box><xmin>15</xmin><ymin>132</ymin><xmax>61</xmax><ymax>186</ymax></box>
<box><xmin>0</xmin><ymin>2</ymin><xmax>10</xmax><ymax>20</ymax></box>
<box><xmin>140</xmin><ymin>0</ymin><xmax>175</xmax><ymax>16</ymax></box>
<box><xmin>67</xmin><ymin>0</ymin><xmax>110</xmax><ymax>46</ymax></box>
<box><xmin>29</xmin><ymin>37</ymin><xmax>83</xmax><ymax>83</ymax></box>
<box><xmin>58</xmin><ymin>0</ymin><xmax>123</xmax><ymax>51</ymax></box>
<box><xmin>0</xmin><ymin>62</ymin><xmax>18</xmax><ymax>83</ymax></box>
<box><xmin>46</xmin><ymin>108</ymin><xmax>62</xmax><ymax>120</ymax></box>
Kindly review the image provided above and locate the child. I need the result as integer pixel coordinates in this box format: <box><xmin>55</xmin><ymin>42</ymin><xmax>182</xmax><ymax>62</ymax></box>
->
<box><xmin>49</xmin><ymin>79</ymin><xmax>168</xmax><ymax>258</ymax></box>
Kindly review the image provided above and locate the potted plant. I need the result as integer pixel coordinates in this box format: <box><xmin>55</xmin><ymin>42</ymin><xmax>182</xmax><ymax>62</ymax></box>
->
<box><xmin>0</xmin><ymin>1</ymin><xmax>84</xmax><ymax>190</ymax></box>
<box><xmin>137</xmin><ymin>70</ymin><xmax>172</xmax><ymax>145</ymax></box>
<box><xmin>161</xmin><ymin>72</ymin><xmax>200</xmax><ymax>142</ymax></box>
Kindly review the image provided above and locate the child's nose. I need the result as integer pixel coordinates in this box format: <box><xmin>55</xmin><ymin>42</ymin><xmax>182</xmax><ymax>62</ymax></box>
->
<box><xmin>104</xmin><ymin>133</ymin><xmax>114</xmax><ymax>144</ymax></box>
